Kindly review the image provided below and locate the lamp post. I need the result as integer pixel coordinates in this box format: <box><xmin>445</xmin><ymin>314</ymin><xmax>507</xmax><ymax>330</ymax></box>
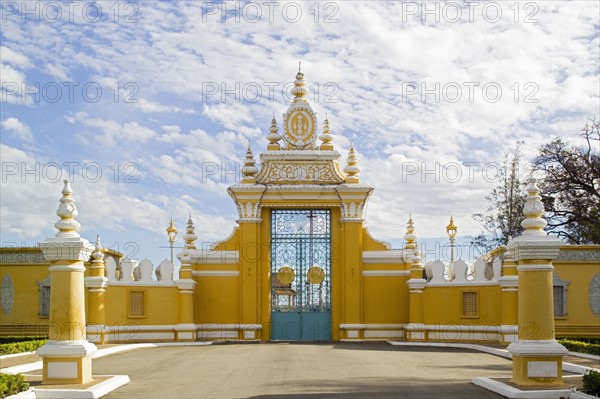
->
<box><xmin>167</xmin><ymin>218</ymin><xmax>177</xmax><ymax>264</ymax></box>
<box><xmin>446</xmin><ymin>215</ymin><xmax>458</xmax><ymax>263</ymax></box>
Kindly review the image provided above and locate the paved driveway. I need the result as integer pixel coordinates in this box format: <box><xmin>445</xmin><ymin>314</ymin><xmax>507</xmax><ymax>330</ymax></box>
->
<box><xmin>96</xmin><ymin>342</ymin><xmax>509</xmax><ymax>398</ymax></box>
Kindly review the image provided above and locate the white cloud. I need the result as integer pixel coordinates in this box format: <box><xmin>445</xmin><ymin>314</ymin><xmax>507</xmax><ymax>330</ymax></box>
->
<box><xmin>0</xmin><ymin>46</ymin><xmax>32</xmax><ymax>69</ymax></box>
<box><xmin>0</xmin><ymin>0</ymin><xmax>598</xmax><ymax>257</ymax></box>
<box><xmin>1</xmin><ymin>117</ymin><xmax>34</xmax><ymax>142</ymax></box>
<box><xmin>69</xmin><ymin>112</ymin><xmax>156</xmax><ymax>147</ymax></box>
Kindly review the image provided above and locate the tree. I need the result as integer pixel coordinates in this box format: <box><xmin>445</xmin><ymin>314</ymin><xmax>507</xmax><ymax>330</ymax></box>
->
<box><xmin>532</xmin><ymin>120</ymin><xmax>600</xmax><ymax>244</ymax></box>
<box><xmin>471</xmin><ymin>144</ymin><xmax>526</xmax><ymax>253</ymax></box>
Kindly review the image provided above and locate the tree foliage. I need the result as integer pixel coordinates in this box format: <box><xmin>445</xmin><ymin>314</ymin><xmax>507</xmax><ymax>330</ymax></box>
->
<box><xmin>471</xmin><ymin>144</ymin><xmax>525</xmax><ymax>252</ymax></box>
<box><xmin>532</xmin><ymin>120</ymin><xmax>600</xmax><ymax>244</ymax></box>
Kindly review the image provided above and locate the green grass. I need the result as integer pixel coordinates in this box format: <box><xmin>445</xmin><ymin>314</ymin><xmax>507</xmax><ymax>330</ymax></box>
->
<box><xmin>0</xmin><ymin>373</ymin><xmax>29</xmax><ymax>398</ymax></box>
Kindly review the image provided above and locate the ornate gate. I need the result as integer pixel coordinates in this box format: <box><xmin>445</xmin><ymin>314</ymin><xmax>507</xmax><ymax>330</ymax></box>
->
<box><xmin>271</xmin><ymin>209</ymin><xmax>331</xmax><ymax>340</ymax></box>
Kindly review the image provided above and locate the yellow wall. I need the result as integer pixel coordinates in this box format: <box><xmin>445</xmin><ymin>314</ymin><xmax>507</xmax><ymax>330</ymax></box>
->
<box><xmin>0</xmin><ymin>262</ymin><xmax>50</xmax><ymax>333</ymax></box>
<box><xmin>422</xmin><ymin>285</ymin><xmax>502</xmax><ymax>339</ymax></box>
<box><xmin>554</xmin><ymin>259</ymin><xmax>600</xmax><ymax>337</ymax></box>
<box><xmin>362</xmin><ymin>275</ymin><xmax>408</xmax><ymax>324</ymax></box>
<box><xmin>102</xmin><ymin>285</ymin><xmax>179</xmax><ymax>326</ymax></box>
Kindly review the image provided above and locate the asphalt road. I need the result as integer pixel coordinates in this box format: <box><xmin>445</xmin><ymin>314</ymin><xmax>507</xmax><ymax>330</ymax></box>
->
<box><xmin>95</xmin><ymin>342</ymin><xmax>510</xmax><ymax>399</ymax></box>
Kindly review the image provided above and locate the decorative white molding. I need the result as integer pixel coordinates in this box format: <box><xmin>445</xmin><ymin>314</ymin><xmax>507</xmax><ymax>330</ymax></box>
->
<box><xmin>362</xmin><ymin>270</ymin><xmax>409</xmax><ymax>277</ymax></box>
<box><xmin>507</xmin><ymin>340</ymin><xmax>568</xmax><ymax>357</ymax></box>
<box><xmin>362</xmin><ymin>250</ymin><xmax>406</xmax><ymax>264</ymax></box>
<box><xmin>192</xmin><ymin>271</ymin><xmax>240</xmax><ymax>277</ymax></box>
<box><xmin>363</xmin><ymin>227</ymin><xmax>392</xmax><ymax>250</ymax></box>
<box><xmin>425</xmin><ymin>281</ymin><xmax>500</xmax><ymax>287</ymax></box>
<box><xmin>188</xmin><ymin>250</ymin><xmax>239</xmax><ymax>264</ymax></box>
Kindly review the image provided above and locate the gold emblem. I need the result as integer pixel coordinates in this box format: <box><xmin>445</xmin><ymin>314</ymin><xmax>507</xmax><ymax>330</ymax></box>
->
<box><xmin>307</xmin><ymin>266</ymin><xmax>325</xmax><ymax>284</ymax></box>
<box><xmin>285</xmin><ymin>109</ymin><xmax>315</xmax><ymax>147</ymax></box>
<box><xmin>276</xmin><ymin>266</ymin><xmax>295</xmax><ymax>285</ymax></box>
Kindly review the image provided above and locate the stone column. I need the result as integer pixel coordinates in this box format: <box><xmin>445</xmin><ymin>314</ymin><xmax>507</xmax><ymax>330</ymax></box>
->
<box><xmin>498</xmin><ymin>248</ymin><xmax>518</xmax><ymax>344</ymax></box>
<box><xmin>507</xmin><ymin>178</ymin><xmax>567</xmax><ymax>387</ymax></box>
<box><xmin>84</xmin><ymin>236</ymin><xmax>109</xmax><ymax>344</ymax></box>
<box><xmin>36</xmin><ymin>180</ymin><xmax>96</xmax><ymax>385</ymax></box>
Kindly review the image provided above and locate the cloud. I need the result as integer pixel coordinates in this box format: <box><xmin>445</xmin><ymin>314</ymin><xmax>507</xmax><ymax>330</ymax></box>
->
<box><xmin>1</xmin><ymin>117</ymin><xmax>34</xmax><ymax>142</ymax></box>
<box><xmin>0</xmin><ymin>1</ymin><xmax>598</xmax><ymax>260</ymax></box>
<box><xmin>68</xmin><ymin>112</ymin><xmax>156</xmax><ymax>147</ymax></box>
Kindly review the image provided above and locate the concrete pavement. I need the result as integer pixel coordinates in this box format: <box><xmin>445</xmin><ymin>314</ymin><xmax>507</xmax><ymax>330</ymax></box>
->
<box><xmin>94</xmin><ymin>342</ymin><xmax>510</xmax><ymax>398</ymax></box>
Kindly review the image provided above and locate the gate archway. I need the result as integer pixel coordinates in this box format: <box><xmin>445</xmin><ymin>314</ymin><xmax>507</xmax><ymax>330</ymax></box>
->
<box><xmin>270</xmin><ymin>209</ymin><xmax>331</xmax><ymax>341</ymax></box>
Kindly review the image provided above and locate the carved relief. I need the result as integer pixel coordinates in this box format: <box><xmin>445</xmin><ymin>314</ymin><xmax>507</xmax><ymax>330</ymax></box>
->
<box><xmin>257</xmin><ymin>161</ymin><xmax>345</xmax><ymax>185</ymax></box>
<box><xmin>236</xmin><ymin>202</ymin><xmax>261</xmax><ymax>221</ymax></box>
<box><xmin>340</xmin><ymin>201</ymin><xmax>365</xmax><ymax>221</ymax></box>
<box><xmin>1</xmin><ymin>273</ymin><xmax>14</xmax><ymax>316</ymax></box>
<box><xmin>0</xmin><ymin>250</ymin><xmax>46</xmax><ymax>264</ymax></box>
<box><xmin>590</xmin><ymin>274</ymin><xmax>600</xmax><ymax>316</ymax></box>
<box><xmin>555</xmin><ymin>250</ymin><xmax>600</xmax><ymax>262</ymax></box>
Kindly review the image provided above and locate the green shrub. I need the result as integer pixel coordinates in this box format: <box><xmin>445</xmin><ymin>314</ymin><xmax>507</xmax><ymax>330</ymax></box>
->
<box><xmin>583</xmin><ymin>369</ymin><xmax>600</xmax><ymax>396</ymax></box>
<box><xmin>558</xmin><ymin>339</ymin><xmax>600</xmax><ymax>356</ymax></box>
<box><xmin>558</xmin><ymin>337</ymin><xmax>600</xmax><ymax>345</ymax></box>
<box><xmin>0</xmin><ymin>336</ymin><xmax>47</xmax><ymax>345</ymax></box>
<box><xmin>0</xmin><ymin>339</ymin><xmax>47</xmax><ymax>355</ymax></box>
<box><xmin>0</xmin><ymin>373</ymin><xmax>29</xmax><ymax>398</ymax></box>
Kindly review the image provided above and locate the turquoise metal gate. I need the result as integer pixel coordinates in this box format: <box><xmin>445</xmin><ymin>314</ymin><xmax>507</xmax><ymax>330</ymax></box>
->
<box><xmin>271</xmin><ymin>209</ymin><xmax>331</xmax><ymax>341</ymax></box>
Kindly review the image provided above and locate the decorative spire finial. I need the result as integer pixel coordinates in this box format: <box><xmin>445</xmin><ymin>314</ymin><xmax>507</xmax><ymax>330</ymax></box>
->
<box><xmin>91</xmin><ymin>235</ymin><xmax>104</xmax><ymax>262</ymax></box>
<box><xmin>241</xmin><ymin>141</ymin><xmax>258</xmax><ymax>184</ymax></box>
<box><xmin>521</xmin><ymin>178</ymin><xmax>547</xmax><ymax>236</ymax></box>
<box><xmin>404</xmin><ymin>215</ymin><xmax>417</xmax><ymax>251</ymax></box>
<box><xmin>291</xmin><ymin>64</ymin><xmax>308</xmax><ymax>102</ymax></box>
<box><xmin>343</xmin><ymin>142</ymin><xmax>360</xmax><ymax>184</ymax></box>
<box><xmin>54</xmin><ymin>179</ymin><xmax>81</xmax><ymax>238</ymax></box>
<box><xmin>266</xmin><ymin>115</ymin><xmax>282</xmax><ymax>150</ymax></box>
<box><xmin>183</xmin><ymin>214</ymin><xmax>197</xmax><ymax>251</ymax></box>
<box><xmin>319</xmin><ymin>114</ymin><xmax>334</xmax><ymax>151</ymax></box>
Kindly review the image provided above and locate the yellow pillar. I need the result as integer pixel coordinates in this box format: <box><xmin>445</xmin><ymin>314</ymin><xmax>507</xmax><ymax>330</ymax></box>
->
<box><xmin>239</xmin><ymin>218</ymin><xmax>261</xmax><ymax>339</ymax></box>
<box><xmin>507</xmin><ymin>179</ymin><xmax>566</xmax><ymax>387</ymax></box>
<box><xmin>37</xmin><ymin>180</ymin><xmax>96</xmax><ymax>385</ymax></box>
<box><xmin>84</xmin><ymin>236</ymin><xmax>109</xmax><ymax>344</ymax></box>
<box><xmin>175</xmin><ymin>216</ymin><xmax>197</xmax><ymax>341</ymax></box>
<box><xmin>340</xmin><ymin>217</ymin><xmax>363</xmax><ymax>339</ymax></box>
<box><xmin>406</xmin><ymin>249</ymin><xmax>426</xmax><ymax>341</ymax></box>
<box><xmin>498</xmin><ymin>249</ymin><xmax>518</xmax><ymax>344</ymax></box>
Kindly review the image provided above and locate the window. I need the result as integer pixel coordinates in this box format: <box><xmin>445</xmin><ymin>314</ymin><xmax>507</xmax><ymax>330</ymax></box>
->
<box><xmin>128</xmin><ymin>290</ymin><xmax>145</xmax><ymax>317</ymax></box>
<box><xmin>553</xmin><ymin>272</ymin><xmax>569</xmax><ymax>318</ymax></box>
<box><xmin>462</xmin><ymin>291</ymin><xmax>478</xmax><ymax>318</ymax></box>
<box><xmin>37</xmin><ymin>276</ymin><xmax>51</xmax><ymax>317</ymax></box>
<box><xmin>553</xmin><ymin>285</ymin><xmax>566</xmax><ymax>317</ymax></box>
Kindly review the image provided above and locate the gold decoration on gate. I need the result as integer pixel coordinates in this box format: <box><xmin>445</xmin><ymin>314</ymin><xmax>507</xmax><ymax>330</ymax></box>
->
<box><xmin>307</xmin><ymin>266</ymin><xmax>325</xmax><ymax>284</ymax></box>
<box><xmin>276</xmin><ymin>266</ymin><xmax>295</xmax><ymax>285</ymax></box>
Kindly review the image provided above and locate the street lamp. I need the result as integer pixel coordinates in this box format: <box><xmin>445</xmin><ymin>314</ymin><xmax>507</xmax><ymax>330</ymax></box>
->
<box><xmin>167</xmin><ymin>218</ymin><xmax>177</xmax><ymax>264</ymax></box>
<box><xmin>446</xmin><ymin>215</ymin><xmax>458</xmax><ymax>263</ymax></box>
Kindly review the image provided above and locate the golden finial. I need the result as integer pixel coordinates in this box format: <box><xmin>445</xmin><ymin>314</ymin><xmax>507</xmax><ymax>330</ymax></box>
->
<box><xmin>291</xmin><ymin>63</ymin><xmax>308</xmax><ymax>102</ymax></box>
<box><xmin>404</xmin><ymin>215</ymin><xmax>417</xmax><ymax>251</ymax></box>
<box><xmin>319</xmin><ymin>114</ymin><xmax>334</xmax><ymax>151</ymax></box>
<box><xmin>241</xmin><ymin>141</ymin><xmax>258</xmax><ymax>184</ymax></box>
<box><xmin>343</xmin><ymin>142</ymin><xmax>360</xmax><ymax>184</ymax></box>
<box><xmin>183</xmin><ymin>214</ymin><xmax>197</xmax><ymax>250</ymax></box>
<box><xmin>267</xmin><ymin>114</ymin><xmax>282</xmax><ymax>150</ymax></box>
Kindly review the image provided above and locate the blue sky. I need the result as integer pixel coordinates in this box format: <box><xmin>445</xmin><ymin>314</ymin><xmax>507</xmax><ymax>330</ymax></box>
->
<box><xmin>1</xmin><ymin>1</ymin><xmax>599</xmax><ymax>265</ymax></box>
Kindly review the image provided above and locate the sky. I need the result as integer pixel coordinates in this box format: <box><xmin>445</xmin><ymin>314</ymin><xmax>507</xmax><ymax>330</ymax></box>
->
<box><xmin>1</xmin><ymin>1</ymin><xmax>599</xmax><ymax>266</ymax></box>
